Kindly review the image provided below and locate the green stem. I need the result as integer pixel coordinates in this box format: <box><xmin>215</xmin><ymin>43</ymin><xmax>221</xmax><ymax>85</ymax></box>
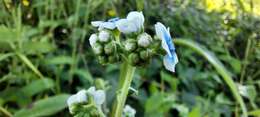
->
<box><xmin>111</xmin><ymin>62</ymin><xmax>136</xmax><ymax>117</ymax></box>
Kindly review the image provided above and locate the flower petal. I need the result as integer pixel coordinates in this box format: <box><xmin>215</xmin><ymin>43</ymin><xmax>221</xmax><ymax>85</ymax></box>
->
<box><xmin>91</xmin><ymin>21</ymin><xmax>103</xmax><ymax>27</ymax></box>
<box><xmin>127</xmin><ymin>11</ymin><xmax>144</xmax><ymax>30</ymax></box>
<box><xmin>93</xmin><ymin>90</ymin><xmax>106</xmax><ymax>105</ymax></box>
<box><xmin>101</xmin><ymin>22</ymin><xmax>117</xmax><ymax>29</ymax></box>
<box><xmin>116</xmin><ymin>19</ymin><xmax>138</xmax><ymax>34</ymax></box>
<box><xmin>163</xmin><ymin>54</ymin><xmax>178</xmax><ymax>72</ymax></box>
<box><xmin>76</xmin><ymin>90</ymin><xmax>88</xmax><ymax>103</ymax></box>
<box><xmin>155</xmin><ymin>22</ymin><xmax>171</xmax><ymax>56</ymax></box>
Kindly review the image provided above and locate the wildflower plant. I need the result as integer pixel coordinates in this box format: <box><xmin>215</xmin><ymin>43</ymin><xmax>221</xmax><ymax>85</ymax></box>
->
<box><xmin>67</xmin><ymin>11</ymin><xmax>178</xmax><ymax>117</ymax></box>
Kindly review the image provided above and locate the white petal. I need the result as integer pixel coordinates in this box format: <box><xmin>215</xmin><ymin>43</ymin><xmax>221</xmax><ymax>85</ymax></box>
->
<box><xmin>91</xmin><ymin>21</ymin><xmax>103</xmax><ymax>27</ymax></box>
<box><xmin>67</xmin><ymin>94</ymin><xmax>78</xmax><ymax>107</ymax></box>
<box><xmin>76</xmin><ymin>90</ymin><xmax>88</xmax><ymax>103</ymax></box>
<box><xmin>89</xmin><ymin>34</ymin><xmax>98</xmax><ymax>47</ymax></box>
<box><xmin>101</xmin><ymin>22</ymin><xmax>116</xmax><ymax>29</ymax></box>
<box><xmin>155</xmin><ymin>22</ymin><xmax>171</xmax><ymax>57</ymax></box>
<box><xmin>123</xmin><ymin>105</ymin><xmax>136</xmax><ymax>117</ymax></box>
<box><xmin>98</xmin><ymin>30</ymin><xmax>110</xmax><ymax>42</ymax></box>
<box><xmin>116</xmin><ymin>19</ymin><xmax>138</xmax><ymax>34</ymax></box>
<box><xmin>87</xmin><ymin>86</ymin><xmax>96</xmax><ymax>94</ymax></box>
<box><xmin>127</xmin><ymin>11</ymin><xmax>144</xmax><ymax>30</ymax></box>
<box><xmin>93</xmin><ymin>90</ymin><xmax>106</xmax><ymax>105</ymax></box>
<box><xmin>163</xmin><ymin>54</ymin><xmax>178</xmax><ymax>72</ymax></box>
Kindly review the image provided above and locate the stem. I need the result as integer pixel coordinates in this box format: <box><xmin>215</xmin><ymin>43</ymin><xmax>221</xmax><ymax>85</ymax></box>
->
<box><xmin>0</xmin><ymin>106</ymin><xmax>13</xmax><ymax>117</ymax></box>
<box><xmin>111</xmin><ymin>62</ymin><xmax>136</xmax><ymax>117</ymax></box>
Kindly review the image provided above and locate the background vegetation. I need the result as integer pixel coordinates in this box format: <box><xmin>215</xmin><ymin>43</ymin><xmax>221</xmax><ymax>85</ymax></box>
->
<box><xmin>0</xmin><ymin>0</ymin><xmax>259</xmax><ymax>117</ymax></box>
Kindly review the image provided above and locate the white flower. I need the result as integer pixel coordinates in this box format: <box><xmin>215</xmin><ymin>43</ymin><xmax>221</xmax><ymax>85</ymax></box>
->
<box><xmin>155</xmin><ymin>22</ymin><xmax>178</xmax><ymax>72</ymax></box>
<box><xmin>137</xmin><ymin>33</ymin><xmax>151</xmax><ymax>47</ymax></box>
<box><xmin>116</xmin><ymin>11</ymin><xmax>144</xmax><ymax>34</ymax></box>
<box><xmin>116</xmin><ymin>19</ymin><xmax>138</xmax><ymax>34</ymax></box>
<box><xmin>98</xmin><ymin>30</ymin><xmax>110</xmax><ymax>42</ymax></box>
<box><xmin>123</xmin><ymin>105</ymin><xmax>136</xmax><ymax>117</ymax></box>
<box><xmin>127</xmin><ymin>11</ymin><xmax>144</xmax><ymax>30</ymax></box>
<box><xmin>89</xmin><ymin>34</ymin><xmax>98</xmax><ymax>47</ymax></box>
<box><xmin>91</xmin><ymin>18</ymin><xmax>120</xmax><ymax>30</ymax></box>
<box><xmin>66</xmin><ymin>87</ymin><xmax>106</xmax><ymax>113</ymax></box>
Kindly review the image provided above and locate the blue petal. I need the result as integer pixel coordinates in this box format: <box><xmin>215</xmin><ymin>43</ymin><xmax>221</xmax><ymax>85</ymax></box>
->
<box><xmin>163</xmin><ymin>53</ymin><xmax>178</xmax><ymax>72</ymax></box>
<box><xmin>108</xmin><ymin>17</ymin><xmax>120</xmax><ymax>22</ymax></box>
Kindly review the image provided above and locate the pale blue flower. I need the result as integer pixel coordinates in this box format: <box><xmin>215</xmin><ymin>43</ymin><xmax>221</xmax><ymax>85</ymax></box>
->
<box><xmin>116</xmin><ymin>11</ymin><xmax>144</xmax><ymax>34</ymax></box>
<box><xmin>155</xmin><ymin>22</ymin><xmax>178</xmax><ymax>72</ymax></box>
<box><xmin>91</xmin><ymin>17</ymin><xmax>120</xmax><ymax>30</ymax></box>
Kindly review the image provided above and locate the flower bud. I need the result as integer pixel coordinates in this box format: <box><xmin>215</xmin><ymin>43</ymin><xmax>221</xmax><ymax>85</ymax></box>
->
<box><xmin>89</xmin><ymin>34</ymin><xmax>98</xmax><ymax>47</ymax></box>
<box><xmin>123</xmin><ymin>105</ymin><xmax>136</xmax><ymax>117</ymax></box>
<box><xmin>137</xmin><ymin>33</ymin><xmax>152</xmax><ymax>47</ymax></box>
<box><xmin>94</xmin><ymin>79</ymin><xmax>106</xmax><ymax>90</ymax></box>
<box><xmin>125</xmin><ymin>39</ymin><xmax>137</xmax><ymax>52</ymax></box>
<box><xmin>92</xmin><ymin>43</ymin><xmax>103</xmax><ymax>55</ymax></box>
<box><xmin>98</xmin><ymin>56</ymin><xmax>107</xmax><ymax>64</ymax></box>
<box><xmin>104</xmin><ymin>42</ymin><xmax>115</xmax><ymax>55</ymax></box>
<box><xmin>129</xmin><ymin>53</ymin><xmax>139</xmax><ymax>65</ymax></box>
<box><xmin>98</xmin><ymin>30</ymin><xmax>110</xmax><ymax>42</ymax></box>
<box><xmin>140</xmin><ymin>49</ymin><xmax>151</xmax><ymax>60</ymax></box>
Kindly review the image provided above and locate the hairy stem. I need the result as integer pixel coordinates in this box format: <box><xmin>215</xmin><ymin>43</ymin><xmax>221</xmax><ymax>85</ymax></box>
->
<box><xmin>111</xmin><ymin>62</ymin><xmax>136</xmax><ymax>117</ymax></box>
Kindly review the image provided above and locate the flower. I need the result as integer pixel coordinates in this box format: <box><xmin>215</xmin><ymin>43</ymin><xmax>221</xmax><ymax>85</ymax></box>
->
<box><xmin>98</xmin><ymin>30</ymin><xmax>110</xmax><ymax>42</ymax></box>
<box><xmin>155</xmin><ymin>22</ymin><xmax>178</xmax><ymax>72</ymax></box>
<box><xmin>91</xmin><ymin>17</ymin><xmax>120</xmax><ymax>30</ymax></box>
<box><xmin>89</xmin><ymin>34</ymin><xmax>98</xmax><ymax>47</ymax></box>
<box><xmin>123</xmin><ymin>105</ymin><xmax>136</xmax><ymax>117</ymax></box>
<box><xmin>116</xmin><ymin>11</ymin><xmax>144</xmax><ymax>34</ymax></box>
<box><xmin>67</xmin><ymin>87</ymin><xmax>106</xmax><ymax>113</ymax></box>
<box><xmin>137</xmin><ymin>33</ymin><xmax>152</xmax><ymax>47</ymax></box>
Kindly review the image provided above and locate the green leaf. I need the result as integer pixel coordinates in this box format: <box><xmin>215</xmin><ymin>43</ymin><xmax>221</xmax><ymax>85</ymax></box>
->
<box><xmin>0</xmin><ymin>53</ymin><xmax>14</xmax><ymax>62</ymax></box>
<box><xmin>160</xmin><ymin>71</ymin><xmax>179</xmax><ymax>92</ymax></box>
<box><xmin>248</xmin><ymin>109</ymin><xmax>260</xmax><ymax>116</ymax></box>
<box><xmin>14</xmin><ymin>94</ymin><xmax>69</xmax><ymax>117</ymax></box>
<box><xmin>74</xmin><ymin>69</ymin><xmax>94</xmax><ymax>84</ymax></box>
<box><xmin>0</xmin><ymin>26</ymin><xmax>17</xmax><ymax>43</ymax></box>
<box><xmin>188</xmin><ymin>106</ymin><xmax>200</xmax><ymax>117</ymax></box>
<box><xmin>174</xmin><ymin>39</ymin><xmax>248</xmax><ymax>116</ymax></box>
<box><xmin>23</xmin><ymin>41</ymin><xmax>55</xmax><ymax>54</ymax></box>
<box><xmin>16</xmin><ymin>52</ymin><xmax>44</xmax><ymax>78</ymax></box>
<box><xmin>43</xmin><ymin>56</ymin><xmax>74</xmax><ymax>65</ymax></box>
<box><xmin>21</xmin><ymin>78</ymin><xmax>55</xmax><ymax>97</ymax></box>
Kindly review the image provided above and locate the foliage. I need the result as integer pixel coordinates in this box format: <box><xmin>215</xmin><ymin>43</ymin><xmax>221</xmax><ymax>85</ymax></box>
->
<box><xmin>0</xmin><ymin>0</ymin><xmax>259</xmax><ymax>117</ymax></box>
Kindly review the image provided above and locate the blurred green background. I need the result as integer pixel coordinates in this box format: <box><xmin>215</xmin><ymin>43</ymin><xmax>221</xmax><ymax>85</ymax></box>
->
<box><xmin>0</xmin><ymin>0</ymin><xmax>259</xmax><ymax>117</ymax></box>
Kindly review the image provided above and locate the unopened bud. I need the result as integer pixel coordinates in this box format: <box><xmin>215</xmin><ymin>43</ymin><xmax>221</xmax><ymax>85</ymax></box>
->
<box><xmin>125</xmin><ymin>39</ymin><xmax>137</xmax><ymax>51</ymax></box>
<box><xmin>95</xmin><ymin>79</ymin><xmax>106</xmax><ymax>90</ymax></box>
<box><xmin>104</xmin><ymin>42</ymin><xmax>115</xmax><ymax>54</ymax></box>
<box><xmin>137</xmin><ymin>33</ymin><xmax>152</xmax><ymax>47</ymax></box>
<box><xmin>129</xmin><ymin>53</ymin><xmax>139</xmax><ymax>65</ymax></box>
<box><xmin>140</xmin><ymin>49</ymin><xmax>151</xmax><ymax>60</ymax></box>
<box><xmin>89</xmin><ymin>34</ymin><xmax>98</xmax><ymax>47</ymax></box>
<box><xmin>92</xmin><ymin>43</ymin><xmax>103</xmax><ymax>55</ymax></box>
<box><xmin>98</xmin><ymin>30</ymin><xmax>110</xmax><ymax>42</ymax></box>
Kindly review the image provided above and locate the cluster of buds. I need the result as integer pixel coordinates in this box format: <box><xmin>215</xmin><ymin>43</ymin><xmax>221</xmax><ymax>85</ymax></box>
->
<box><xmin>89</xmin><ymin>11</ymin><xmax>178</xmax><ymax>72</ymax></box>
<box><xmin>89</xmin><ymin>11</ymin><xmax>163</xmax><ymax>66</ymax></box>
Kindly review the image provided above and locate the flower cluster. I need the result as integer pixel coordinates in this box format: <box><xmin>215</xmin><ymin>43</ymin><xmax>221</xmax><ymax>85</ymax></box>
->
<box><xmin>67</xmin><ymin>87</ymin><xmax>106</xmax><ymax>117</ymax></box>
<box><xmin>89</xmin><ymin>11</ymin><xmax>178</xmax><ymax>72</ymax></box>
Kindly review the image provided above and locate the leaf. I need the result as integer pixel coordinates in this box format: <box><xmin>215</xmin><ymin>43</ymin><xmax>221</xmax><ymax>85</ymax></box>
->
<box><xmin>74</xmin><ymin>69</ymin><xmax>94</xmax><ymax>84</ymax></box>
<box><xmin>14</xmin><ymin>94</ymin><xmax>70</xmax><ymax>117</ymax></box>
<box><xmin>21</xmin><ymin>78</ymin><xmax>55</xmax><ymax>97</ymax></box>
<box><xmin>23</xmin><ymin>41</ymin><xmax>55</xmax><ymax>54</ymax></box>
<box><xmin>174</xmin><ymin>39</ymin><xmax>248</xmax><ymax>116</ymax></box>
<box><xmin>0</xmin><ymin>26</ymin><xmax>17</xmax><ymax>43</ymax></box>
<box><xmin>188</xmin><ymin>106</ymin><xmax>200</xmax><ymax>117</ymax></box>
<box><xmin>43</xmin><ymin>56</ymin><xmax>74</xmax><ymax>65</ymax></box>
<box><xmin>160</xmin><ymin>71</ymin><xmax>179</xmax><ymax>92</ymax></box>
<box><xmin>16</xmin><ymin>52</ymin><xmax>44</xmax><ymax>78</ymax></box>
<box><xmin>0</xmin><ymin>53</ymin><xmax>14</xmax><ymax>62</ymax></box>
<box><xmin>248</xmin><ymin>109</ymin><xmax>260</xmax><ymax>116</ymax></box>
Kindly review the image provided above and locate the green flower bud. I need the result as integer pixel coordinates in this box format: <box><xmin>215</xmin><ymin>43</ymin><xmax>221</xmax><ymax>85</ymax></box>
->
<box><xmin>104</xmin><ymin>42</ymin><xmax>115</xmax><ymax>55</ymax></box>
<box><xmin>129</xmin><ymin>53</ymin><xmax>139</xmax><ymax>65</ymax></box>
<box><xmin>93</xmin><ymin>43</ymin><xmax>103</xmax><ymax>55</ymax></box>
<box><xmin>140</xmin><ymin>49</ymin><xmax>151</xmax><ymax>60</ymax></box>
<box><xmin>95</xmin><ymin>78</ymin><xmax>106</xmax><ymax>90</ymax></box>
<box><xmin>98</xmin><ymin>56</ymin><xmax>107</xmax><ymax>64</ymax></box>
<box><xmin>125</xmin><ymin>39</ymin><xmax>137</xmax><ymax>52</ymax></box>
